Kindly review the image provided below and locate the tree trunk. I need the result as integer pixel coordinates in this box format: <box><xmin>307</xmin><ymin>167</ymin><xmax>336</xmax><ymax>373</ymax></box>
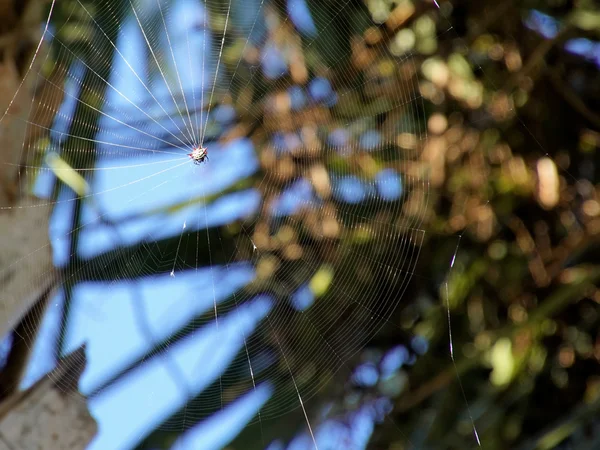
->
<box><xmin>0</xmin><ymin>0</ymin><xmax>97</xmax><ymax>448</ymax></box>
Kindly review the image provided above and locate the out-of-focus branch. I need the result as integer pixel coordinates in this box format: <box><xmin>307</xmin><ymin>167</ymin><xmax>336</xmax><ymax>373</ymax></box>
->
<box><xmin>549</xmin><ymin>69</ymin><xmax>600</xmax><ymax>130</ymax></box>
<box><xmin>505</xmin><ymin>24</ymin><xmax>574</xmax><ymax>91</ymax></box>
<box><xmin>397</xmin><ymin>266</ymin><xmax>600</xmax><ymax>413</ymax></box>
<box><xmin>0</xmin><ymin>282</ymin><xmax>54</xmax><ymax>401</ymax></box>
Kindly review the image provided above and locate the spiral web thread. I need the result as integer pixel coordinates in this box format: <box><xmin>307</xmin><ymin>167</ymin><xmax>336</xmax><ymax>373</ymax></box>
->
<box><xmin>0</xmin><ymin>0</ymin><xmax>547</xmax><ymax>448</ymax></box>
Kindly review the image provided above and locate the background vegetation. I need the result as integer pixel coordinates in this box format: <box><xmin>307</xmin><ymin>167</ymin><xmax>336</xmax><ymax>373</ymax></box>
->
<box><xmin>1</xmin><ymin>0</ymin><xmax>600</xmax><ymax>449</ymax></box>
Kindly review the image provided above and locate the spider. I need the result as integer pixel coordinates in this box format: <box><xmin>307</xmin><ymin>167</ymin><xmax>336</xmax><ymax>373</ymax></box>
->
<box><xmin>188</xmin><ymin>146</ymin><xmax>209</xmax><ymax>164</ymax></box>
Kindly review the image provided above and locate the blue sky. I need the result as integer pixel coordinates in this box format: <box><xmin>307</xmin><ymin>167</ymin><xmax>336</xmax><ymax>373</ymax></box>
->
<box><xmin>23</xmin><ymin>0</ymin><xmax>407</xmax><ymax>448</ymax></box>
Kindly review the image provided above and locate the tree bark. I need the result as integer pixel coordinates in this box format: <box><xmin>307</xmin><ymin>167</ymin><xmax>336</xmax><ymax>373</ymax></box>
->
<box><xmin>0</xmin><ymin>1</ymin><xmax>97</xmax><ymax>448</ymax></box>
<box><xmin>0</xmin><ymin>346</ymin><xmax>96</xmax><ymax>450</ymax></box>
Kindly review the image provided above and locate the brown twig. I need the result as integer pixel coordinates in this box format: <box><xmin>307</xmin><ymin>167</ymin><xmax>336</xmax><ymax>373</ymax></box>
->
<box><xmin>505</xmin><ymin>24</ymin><xmax>574</xmax><ymax>92</ymax></box>
<box><xmin>549</xmin><ymin>69</ymin><xmax>600</xmax><ymax>130</ymax></box>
